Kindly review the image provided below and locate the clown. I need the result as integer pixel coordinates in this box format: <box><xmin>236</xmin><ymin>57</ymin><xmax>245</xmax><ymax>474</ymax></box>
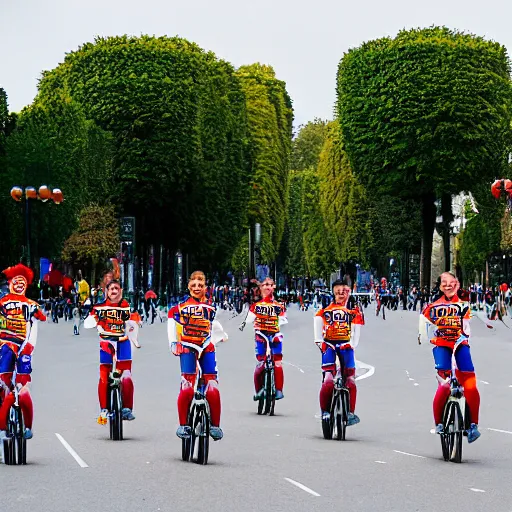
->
<box><xmin>85</xmin><ymin>278</ymin><xmax>138</xmax><ymax>425</ymax></box>
<box><xmin>314</xmin><ymin>279</ymin><xmax>364</xmax><ymax>426</ymax></box>
<box><xmin>239</xmin><ymin>277</ymin><xmax>288</xmax><ymax>401</ymax></box>
<box><xmin>167</xmin><ymin>271</ymin><xmax>227</xmax><ymax>441</ymax></box>
<box><xmin>0</xmin><ymin>263</ymin><xmax>46</xmax><ymax>439</ymax></box>
<box><xmin>419</xmin><ymin>271</ymin><xmax>481</xmax><ymax>443</ymax></box>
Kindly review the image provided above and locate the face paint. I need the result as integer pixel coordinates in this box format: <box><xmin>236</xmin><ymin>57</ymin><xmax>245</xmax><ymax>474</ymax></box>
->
<box><xmin>9</xmin><ymin>276</ymin><xmax>28</xmax><ymax>296</ymax></box>
<box><xmin>188</xmin><ymin>279</ymin><xmax>206</xmax><ymax>299</ymax></box>
<box><xmin>106</xmin><ymin>283</ymin><xmax>122</xmax><ymax>302</ymax></box>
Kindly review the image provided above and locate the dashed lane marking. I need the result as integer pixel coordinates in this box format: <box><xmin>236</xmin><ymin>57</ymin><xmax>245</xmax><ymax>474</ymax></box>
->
<box><xmin>55</xmin><ymin>433</ymin><xmax>88</xmax><ymax>468</ymax></box>
<box><xmin>393</xmin><ymin>450</ymin><xmax>426</xmax><ymax>459</ymax></box>
<box><xmin>488</xmin><ymin>428</ymin><xmax>512</xmax><ymax>435</ymax></box>
<box><xmin>470</xmin><ymin>488</ymin><xmax>486</xmax><ymax>493</ymax></box>
<box><xmin>284</xmin><ymin>478</ymin><xmax>320</xmax><ymax>497</ymax></box>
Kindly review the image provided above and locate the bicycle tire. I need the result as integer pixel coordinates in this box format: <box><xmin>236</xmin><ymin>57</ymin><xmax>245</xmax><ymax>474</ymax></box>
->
<box><xmin>257</xmin><ymin>396</ymin><xmax>264</xmax><ymax>415</ymax></box>
<box><xmin>264</xmin><ymin>368</ymin><xmax>274</xmax><ymax>415</ymax></box>
<box><xmin>3</xmin><ymin>437</ymin><xmax>13</xmax><ymax>465</ymax></box>
<box><xmin>322</xmin><ymin>412</ymin><xmax>333</xmax><ymax>440</ymax></box>
<box><xmin>382</xmin><ymin>304</ymin><xmax>386</xmax><ymax>320</ymax></box>
<box><xmin>110</xmin><ymin>388</ymin><xmax>123</xmax><ymax>441</ymax></box>
<box><xmin>196</xmin><ymin>407</ymin><xmax>210</xmax><ymax>465</ymax></box>
<box><xmin>182</xmin><ymin>404</ymin><xmax>193</xmax><ymax>462</ymax></box>
<box><xmin>14</xmin><ymin>407</ymin><xmax>26</xmax><ymax>465</ymax></box>
<box><xmin>443</xmin><ymin>401</ymin><xmax>463</xmax><ymax>463</ymax></box>
<box><xmin>340</xmin><ymin>389</ymin><xmax>349</xmax><ymax>441</ymax></box>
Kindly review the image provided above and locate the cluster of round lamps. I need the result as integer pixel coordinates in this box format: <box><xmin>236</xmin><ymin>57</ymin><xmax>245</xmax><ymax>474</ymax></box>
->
<box><xmin>10</xmin><ymin>186</ymin><xmax>64</xmax><ymax>204</ymax></box>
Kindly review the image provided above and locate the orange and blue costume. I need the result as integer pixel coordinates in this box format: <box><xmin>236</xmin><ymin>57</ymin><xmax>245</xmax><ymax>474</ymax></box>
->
<box><xmin>244</xmin><ymin>297</ymin><xmax>287</xmax><ymax>398</ymax></box>
<box><xmin>420</xmin><ymin>295</ymin><xmax>480</xmax><ymax>427</ymax></box>
<box><xmin>167</xmin><ymin>296</ymin><xmax>222</xmax><ymax>430</ymax></box>
<box><xmin>314</xmin><ymin>303</ymin><xmax>363</xmax><ymax>416</ymax></box>
<box><xmin>86</xmin><ymin>299</ymin><xmax>135</xmax><ymax>415</ymax></box>
<box><xmin>0</xmin><ymin>264</ymin><xmax>46</xmax><ymax>437</ymax></box>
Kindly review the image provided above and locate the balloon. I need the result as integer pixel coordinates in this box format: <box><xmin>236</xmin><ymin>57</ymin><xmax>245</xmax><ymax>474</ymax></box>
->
<box><xmin>38</xmin><ymin>185</ymin><xmax>51</xmax><ymax>202</ymax></box>
<box><xmin>51</xmin><ymin>188</ymin><xmax>63</xmax><ymax>204</ymax></box>
<box><xmin>10</xmin><ymin>186</ymin><xmax>23</xmax><ymax>202</ymax></box>
<box><xmin>25</xmin><ymin>187</ymin><xmax>37</xmax><ymax>200</ymax></box>
<box><xmin>491</xmin><ymin>180</ymin><xmax>502</xmax><ymax>199</ymax></box>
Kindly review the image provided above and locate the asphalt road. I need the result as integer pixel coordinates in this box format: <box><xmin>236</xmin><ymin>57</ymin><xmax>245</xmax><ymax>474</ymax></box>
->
<box><xmin>3</xmin><ymin>303</ymin><xmax>512</xmax><ymax>512</ymax></box>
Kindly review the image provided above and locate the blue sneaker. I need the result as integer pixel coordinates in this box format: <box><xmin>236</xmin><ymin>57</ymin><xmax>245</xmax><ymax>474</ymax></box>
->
<box><xmin>275</xmin><ymin>390</ymin><xmax>284</xmax><ymax>400</ymax></box>
<box><xmin>321</xmin><ymin>411</ymin><xmax>330</xmax><ymax>421</ymax></box>
<box><xmin>176</xmin><ymin>426</ymin><xmax>192</xmax><ymax>439</ymax></box>
<box><xmin>435</xmin><ymin>423</ymin><xmax>444</xmax><ymax>434</ymax></box>
<box><xmin>467</xmin><ymin>423</ymin><xmax>481</xmax><ymax>443</ymax></box>
<box><xmin>24</xmin><ymin>428</ymin><xmax>33</xmax><ymax>440</ymax></box>
<box><xmin>210</xmin><ymin>426</ymin><xmax>223</xmax><ymax>441</ymax></box>
<box><xmin>122</xmin><ymin>408</ymin><xmax>135</xmax><ymax>421</ymax></box>
<box><xmin>347</xmin><ymin>413</ymin><xmax>360</xmax><ymax>426</ymax></box>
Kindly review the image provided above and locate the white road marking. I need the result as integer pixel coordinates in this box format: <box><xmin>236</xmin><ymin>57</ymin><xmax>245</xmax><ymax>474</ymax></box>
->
<box><xmin>414</xmin><ymin>383</ymin><xmax>419</xmax><ymax>387</ymax></box>
<box><xmin>55</xmin><ymin>433</ymin><xmax>88</xmax><ymax>468</ymax></box>
<box><xmin>480</xmin><ymin>380</ymin><xmax>490</xmax><ymax>385</ymax></box>
<box><xmin>284</xmin><ymin>361</ymin><xmax>305</xmax><ymax>373</ymax></box>
<box><xmin>408</xmin><ymin>378</ymin><xmax>415</xmax><ymax>381</ymax></box>
<box><xmin>488</xmin><ymin>428</ymin><xmax>512</xmax><ymax>435</ymax></box>
<box><xmin>470</xmin><ymin>488</ymin><xmax>486</xmax><ymax>493</ymax></box>
<box><xmin>375</xmin><ymin>461</ymin><xmax>387</xmax><ymax>464</ymax></box>
<box><xmin>355</xmin><ymin>360</ymin><xmax>375</xmax><ymax>381</ymax></box>
<box><xmin>284</xmin><ymin>478</ymin><xmax>320</xmax><ymax>497</ymax></box>
<box><xmin>393</xmin><ymin>450</ymin><xmax>426</xmax><ymax>459</ymax></box>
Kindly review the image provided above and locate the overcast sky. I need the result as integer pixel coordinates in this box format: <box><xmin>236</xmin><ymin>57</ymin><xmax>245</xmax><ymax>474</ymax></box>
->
<box><xmin>1</xmin><ymin>0</ymin><xmax>511</xmax><ymax>128</ymax></box>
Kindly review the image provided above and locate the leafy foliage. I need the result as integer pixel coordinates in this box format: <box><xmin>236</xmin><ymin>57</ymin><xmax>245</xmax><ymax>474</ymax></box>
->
<box><xmin>62</xmin><ymin>204</ymin><xmax>120</xmax><ymax>262</ymax></box>
<box><xmin>301</xmin><ymin>168</ymin><xmax>336</xmax><ymax>278</ymax></box>
<box><xmin>34</xmin><ymin>35</ymin><xmax>251</xmax><ymax>271</ymax></box>
<box><xmin>337</xmin><ymin>26</ymin><xmax>512</xmax><ymax>284</ymax></box>
<box><xmin>318</xmin><ymin>121</ymin><xmax>373</xmax><ymax>266</ymax></box>
<box><xmin>458</xmin><ymin>185</ymin><xmax>501</xmax><ymax>278</ymax></box>
<box><xmin>291</xmin><ymin>119</ymin><xmax>329</xmax><ymax>171</ymax></box>
<box><xmin>236</xmin><ymin>63</ymin><xmax>293</xmax><ymax>263</ymax></box>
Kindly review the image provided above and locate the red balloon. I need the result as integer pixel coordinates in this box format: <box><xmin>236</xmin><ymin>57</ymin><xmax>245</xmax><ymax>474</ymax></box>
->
<box><xmin>10</xmin><ymin>186</ymin><xmax>23</xmax><ymax>202</ymax></box>
<box><xmin>491</xmin><ymin>179</ymin><xmax>503</xmax><ymax>199</ymax></box>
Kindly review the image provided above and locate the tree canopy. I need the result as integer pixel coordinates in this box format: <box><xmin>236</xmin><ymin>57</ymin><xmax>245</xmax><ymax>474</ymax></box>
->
<box><xmin>337</xmin><ymin>26</ymin><xmax>512</xmax><ymax>285</ymax></box>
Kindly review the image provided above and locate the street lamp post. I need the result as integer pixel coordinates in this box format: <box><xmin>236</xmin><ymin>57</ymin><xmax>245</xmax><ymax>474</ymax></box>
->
<box><xmin>10</xmin><ymin>185</ymin><xmax>64</xmax><ymax>267</ymax></box>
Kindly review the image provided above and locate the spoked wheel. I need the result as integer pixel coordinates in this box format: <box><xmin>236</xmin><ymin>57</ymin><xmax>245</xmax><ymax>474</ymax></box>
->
<box><xmin>109</xmin><ymin>388</ymin><xmax>123</xmax><ymax>441</ymax></box>
<box><xmin>195</xmin><ymin>408</ymin><xmax>210</xmax><ymax>465</ymax></box>
<box><xmin>257</xmin><ymin>396</ymin><xmax>264</xmax><ymax>415</ymax></box>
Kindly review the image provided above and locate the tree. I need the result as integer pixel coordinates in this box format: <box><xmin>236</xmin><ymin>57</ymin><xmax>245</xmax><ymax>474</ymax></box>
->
<box><xmin>318</xmin><ymin>120</ymin><xmax>373</xmax><ymax>267</ymax></box>
<box><xmin>62</xmin><ymin>204</ymin><xmax>120</xmax><ymax>285</ymax></box>
<box><xmin>33</xmin><ymin>35</ymin><xmax>250</xmax><ymax>272</ymax></box>
<box><xmin>458</xmin><ymin>185</ymin><xmax>502</xmax><ymax>281</ymax></box>
<box><xmin>302</xmin><ymin>168</ymin><xmax>336</xmax><ymax>278</ymax></box>
<box><xmin>236</xmin><ymin>63</ymin><xmax>293</xmax><ymax>263</ymax></box>
<box><xmin>291</xmin><ymin>119</ymin><xmax>329</xmax><ymax>171</ymax></box>
<box><xmin>284</xmin><ymin>171</ymin><xmax>307</xmax><ymax>277</ymax></box>
<box><xmin>337</xmin><ymin>26</ymin><xmax>512</xmax><ymax>286</ymax></box>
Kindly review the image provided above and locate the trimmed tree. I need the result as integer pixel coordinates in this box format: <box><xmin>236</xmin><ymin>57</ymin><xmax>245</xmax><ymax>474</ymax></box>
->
<box><xmin>33</xmin><ymin>35</ymin><xmax>249</xmax><ymax>272</ymax></box>
<box><xmin>236</xmin><ymin>63</ymin><xmax>293</xmax><ymax>264</ymax></box>
<box><xmin>337</xmin><ymin>26</ymin><xmax>512</xmax><ymax>285</ymax></box>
